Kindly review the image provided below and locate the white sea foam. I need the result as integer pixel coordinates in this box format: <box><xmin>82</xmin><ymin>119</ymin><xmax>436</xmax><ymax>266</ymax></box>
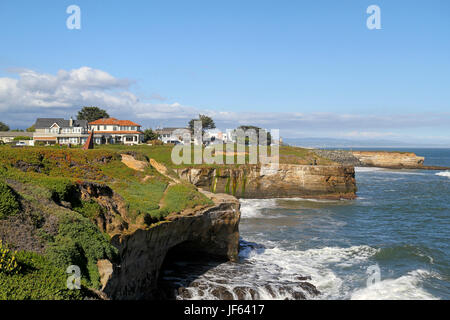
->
<box><xmin>239</xmin><ymin>197</ymin><xmax>344</xmax><ymax>219</ymax></box>
<box><xmin>351</xmin><ymin>269</ymin><xmax>438</xmax><ymax>300</ymax></box>
<box><xmin>239</xmin><ymin>199</ymin><xmax>279</xmax><ymax>218</ymax></box>
<box><xmin>173</xmin><ymin>243</ymin><xmax>380</xmax><ymax>300</ymax></box>
<box><xmin>355</xmin><ymin>167</ymin><xmax>384</xmax><ymax>172</ymax></box>
<box><xmin>436</xmin><ymin>171</ymin><xmax>450</xmax><ymax>179</ymax></box>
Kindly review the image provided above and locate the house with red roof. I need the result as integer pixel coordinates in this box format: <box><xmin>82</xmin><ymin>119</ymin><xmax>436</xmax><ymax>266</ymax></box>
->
<box><xmin>88</xmin><ymin>118</ymin><xmax>144</xmax><ymax>145</ymax></box>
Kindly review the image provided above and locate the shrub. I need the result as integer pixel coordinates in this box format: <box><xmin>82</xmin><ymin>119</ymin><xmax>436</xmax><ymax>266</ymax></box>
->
<box><xmin>73</xmin><ymin>200</ymin><xmax>104</xmax><ymax>220</ymax></box>
<box><xmin>12</xmin><ymin>136</ymin><xmax>32</xmax><ymax>141</ymax></box>
<box><xmin>46</xmin><ymin>212</ymin><xmax>118</xmax><ymax>289</ymax></box>
<box><xmin>0</xmin><ymin>251</ymin><xmax>83</xmax><ymax>300</ymax></box>
<box><xmin>0</xmin><ymin>240</ymin><xmax>20</xmax><ymax>275</ymax></box>
<box><xmin>0</xmin><ymin>181</ymin><xmax>20</xmax><ymax>219</ymax></box>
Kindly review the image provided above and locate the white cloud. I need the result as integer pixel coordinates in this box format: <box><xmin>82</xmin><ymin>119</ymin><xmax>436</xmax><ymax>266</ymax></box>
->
<box><xmin>0</xmin><ymin>66</ymin><xmax>449</xmax><ymax>144</ymax></box>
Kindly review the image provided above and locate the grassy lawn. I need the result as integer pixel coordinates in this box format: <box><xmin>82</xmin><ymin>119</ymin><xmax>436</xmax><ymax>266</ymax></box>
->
<box><xmin>95</xmin><ymin>144</ymin><xmax>336</xmax><ymax>168</ymax></box>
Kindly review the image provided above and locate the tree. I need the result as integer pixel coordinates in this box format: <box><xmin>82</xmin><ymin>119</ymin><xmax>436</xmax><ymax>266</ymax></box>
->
<box><xmin>143</xmin><ymin>129</ymin><xmax>160</xmax><ymax>142</ymax></box>
<box><xmin>0</xmin><ymin>121</ymin><xmax>9</xmax><ymax>131</ymax></box>
<box><xmin>77</xmin><ymin>107</ymin><xmax>109</xmax><ymax>123</ymax></box>
<box><xmin>237</xmin><ymin>125</ymin><xmax>272</xmax><ymax>145</ymax></box>
<box><xmin>188</xmin><ymin>114</ymin><xmax>216</xmax><ymax>134</ymax></box>
<box><xmin>26</xmin><ymin>125</ymin><xmax>36</xmax><ymax>132</ymax></box>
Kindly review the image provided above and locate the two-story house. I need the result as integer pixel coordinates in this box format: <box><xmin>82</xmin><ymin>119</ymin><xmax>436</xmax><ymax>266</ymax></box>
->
<box><xmin>88</xmin><ymin>118</ymin><xmax>144</xmax><ymax>145</ymax></box>
<box><xmin>33</xmin><ymin>118</ymin><xmax>89</xmax><ymax>145</ymax></box>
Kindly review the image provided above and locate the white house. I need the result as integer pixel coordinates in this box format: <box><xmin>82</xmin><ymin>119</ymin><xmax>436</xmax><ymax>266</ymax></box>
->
<box><xmin>88</xmin><ymin>118</ymin><xmax>144</xmax><ymax>145</ymax></box>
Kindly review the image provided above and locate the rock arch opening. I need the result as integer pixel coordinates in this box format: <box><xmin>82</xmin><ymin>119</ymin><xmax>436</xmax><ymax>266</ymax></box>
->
<box><xmin>156</xmin><ymin>240</ymin><xmax>226</xmax><ymax>300</ymax></box>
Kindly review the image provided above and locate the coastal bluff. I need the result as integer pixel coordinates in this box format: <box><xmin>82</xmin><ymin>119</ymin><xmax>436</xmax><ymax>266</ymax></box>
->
<box><xmin>176</xmin><ymin>164</ymin><xmax>357</xmax><ymax>200</ymax></box>
<box><xmin>102</xmin><ymin>191</ymin><xmax>241</xmax><ymax>300</ymax></box>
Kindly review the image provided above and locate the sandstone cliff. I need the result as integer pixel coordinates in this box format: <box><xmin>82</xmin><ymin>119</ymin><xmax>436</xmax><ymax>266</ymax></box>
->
<box><xmin>101</xmin><ymin>191</ymin><xmax>240</xmax><ymax>300</ymax></box>
<box><xmin>176</xmin><ymin>164</ymin><xmax>357</xmax><ymax>200</ymax></box>
<box><xmin>351</xmin><ymin>151</ymin><xmax>425</xmax><ymax>169</ymax></box>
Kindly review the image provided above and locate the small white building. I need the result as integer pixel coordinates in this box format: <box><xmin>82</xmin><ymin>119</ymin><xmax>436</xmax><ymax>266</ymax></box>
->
<box><xmin>155</xmin><ymin>127</ymin><xmax>191</xmax><ymax>144</ymax></box>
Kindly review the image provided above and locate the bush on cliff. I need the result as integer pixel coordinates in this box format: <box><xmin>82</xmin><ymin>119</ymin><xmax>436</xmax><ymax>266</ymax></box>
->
<box><xmin>46</xmin><ymin>212</ymin><xmax>118</xmax><ymax>289</ymax></box>
<box><xmin>73</xmin><ymin>200</ymin><xmax>104</xmax><ymax>220</ymax></box>
<box><xmin>0</xmin><ymin>250</ymin><xmax>83</xmax><ymax>300</ymax></box>
<box><xmin>0</xmin><ymin>181</ymin><xmax>20</xmax><ymax>219</ymax></box>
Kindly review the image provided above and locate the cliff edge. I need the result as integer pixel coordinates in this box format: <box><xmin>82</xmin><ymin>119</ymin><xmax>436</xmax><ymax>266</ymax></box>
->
<box><xmin>176</xmin><ymin>164</ymin><xmax>357</xmax><ymax>200</ymax></box>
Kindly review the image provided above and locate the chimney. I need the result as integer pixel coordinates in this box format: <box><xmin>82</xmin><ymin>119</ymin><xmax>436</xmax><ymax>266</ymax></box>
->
<box><xmin>69</xmin><ymin>117</ymin><xmax>73</xmax><ymax>127</ymax></box>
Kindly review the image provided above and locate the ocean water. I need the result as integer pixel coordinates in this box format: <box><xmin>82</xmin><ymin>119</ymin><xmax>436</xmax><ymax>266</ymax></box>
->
<box><xmin>161</xmin><ymin>148</ymin><xmax>450</xmax><ymax>300</ymax></box>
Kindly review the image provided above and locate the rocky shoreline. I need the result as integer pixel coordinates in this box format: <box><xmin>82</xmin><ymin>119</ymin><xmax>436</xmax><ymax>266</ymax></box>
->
<box><xmin>313</xmin><ymin>149</ymin><xmax>449</xmax><ymax>170</ymax></box>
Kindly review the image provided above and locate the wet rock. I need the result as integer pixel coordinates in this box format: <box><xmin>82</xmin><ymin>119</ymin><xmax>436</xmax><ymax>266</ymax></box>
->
<box><xmin>298</xmin><ymin>282</ymin><xmax>321</xmax><ymax>296</ymax></box>
<box><xmin>263</xmin><ymin>284</ymin><xmax>276</xmax><ymax>298</ymax></box>
<box><xmin>210</xmin><ymin>286</ymin><xmax>234</xmax><ymax>300</ymax></box>
<box><xmin>233</xmin><ymin>286</ymin><xmax>259</xmax><ymax>300</ymax></box>
<box><xmin>177</xmin><ymin>287</ymin><xmax>192</xmax><ymax>299</ymax></box>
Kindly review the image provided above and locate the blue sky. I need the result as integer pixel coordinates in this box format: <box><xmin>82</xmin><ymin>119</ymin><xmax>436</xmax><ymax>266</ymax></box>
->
<box><xmin>0</xmin><ymin>0</ymin><xmax>449</xmax><ymax>145</ymax></box>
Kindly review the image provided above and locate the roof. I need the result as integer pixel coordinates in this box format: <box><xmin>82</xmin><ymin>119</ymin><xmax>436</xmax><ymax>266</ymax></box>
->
<box><xmin>33</xmin><ymin>136</ymin><xmax>57</xmax><ymax>141</ymax></box>
<box><xmin>34</xmin><ymin>118</ymin><xmax>88</xmax><ymax>129</ymax></box>
<box><xmin>89</xmin><ymin>118</ymin><xmax>141</xmax><ymax>126</ymax></box>
<box><xmin>155</xmin><ymin>127</ymin><xmax>190</xmax><ymax>134</ymax></box>
<box><xmin>92</xmin><ymin>131</ymin><xmax>143</xmax><ymax>135</ymax></box>
<box><xmin>0</xmin><ymin>132</ymin><xmax>34</xmax><ymax>137</ymax></box>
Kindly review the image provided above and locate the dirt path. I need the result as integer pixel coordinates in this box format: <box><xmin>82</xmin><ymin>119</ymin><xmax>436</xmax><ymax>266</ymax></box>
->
<box><xmin>149</xmin><ymin>158</ymin><xmax>180</xmax><ymax>183</ymax></box>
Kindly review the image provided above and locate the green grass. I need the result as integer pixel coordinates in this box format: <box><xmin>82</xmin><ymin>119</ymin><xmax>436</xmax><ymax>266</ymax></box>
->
<box><xmin>114</xmin><ymin>179</ymin><xmax>168</xmax><ymax>221</ymax></box>
<box><xmin>95</xmin><ymin>144</ymin><xmax>334</xmax><ymax>167</ymax></box>
<box><xmin>161</xmin><ymin>183</ymin><xmax>213</xmax><ymax>214</ymax></box>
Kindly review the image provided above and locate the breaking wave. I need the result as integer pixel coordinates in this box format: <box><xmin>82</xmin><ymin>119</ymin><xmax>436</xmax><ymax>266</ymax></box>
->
<box><xmin>351</xmin><ymin>269</ymin><xmax>439</xmax><ymax>300</ymax></box>
<box><xmin>436</xmin><ymin>171</ymin><xmax>450</xmax><ymax>179</ymax></box>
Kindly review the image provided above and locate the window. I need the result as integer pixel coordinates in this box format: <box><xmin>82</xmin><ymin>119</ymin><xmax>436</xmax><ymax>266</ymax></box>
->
<box><xmin>103</xmin><ymin>125</ymin><xmax>107</xmax><ymax>130</ymax></box>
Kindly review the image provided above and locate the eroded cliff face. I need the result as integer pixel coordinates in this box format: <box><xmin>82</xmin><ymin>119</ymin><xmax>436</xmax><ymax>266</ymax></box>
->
<box><xmin>101</xmin><ymin>192</ymin><xmax>240</xmax><ymax>300</ymax></box>
<box><xmin>351</xmin><ymin>151</ymin><xmax>425</xmax><ymax>169</ymax></box>
<box><xmin>176</xmin><ymin>164</ymin><xmax>357</xmax><ymax>200</ymax></box>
